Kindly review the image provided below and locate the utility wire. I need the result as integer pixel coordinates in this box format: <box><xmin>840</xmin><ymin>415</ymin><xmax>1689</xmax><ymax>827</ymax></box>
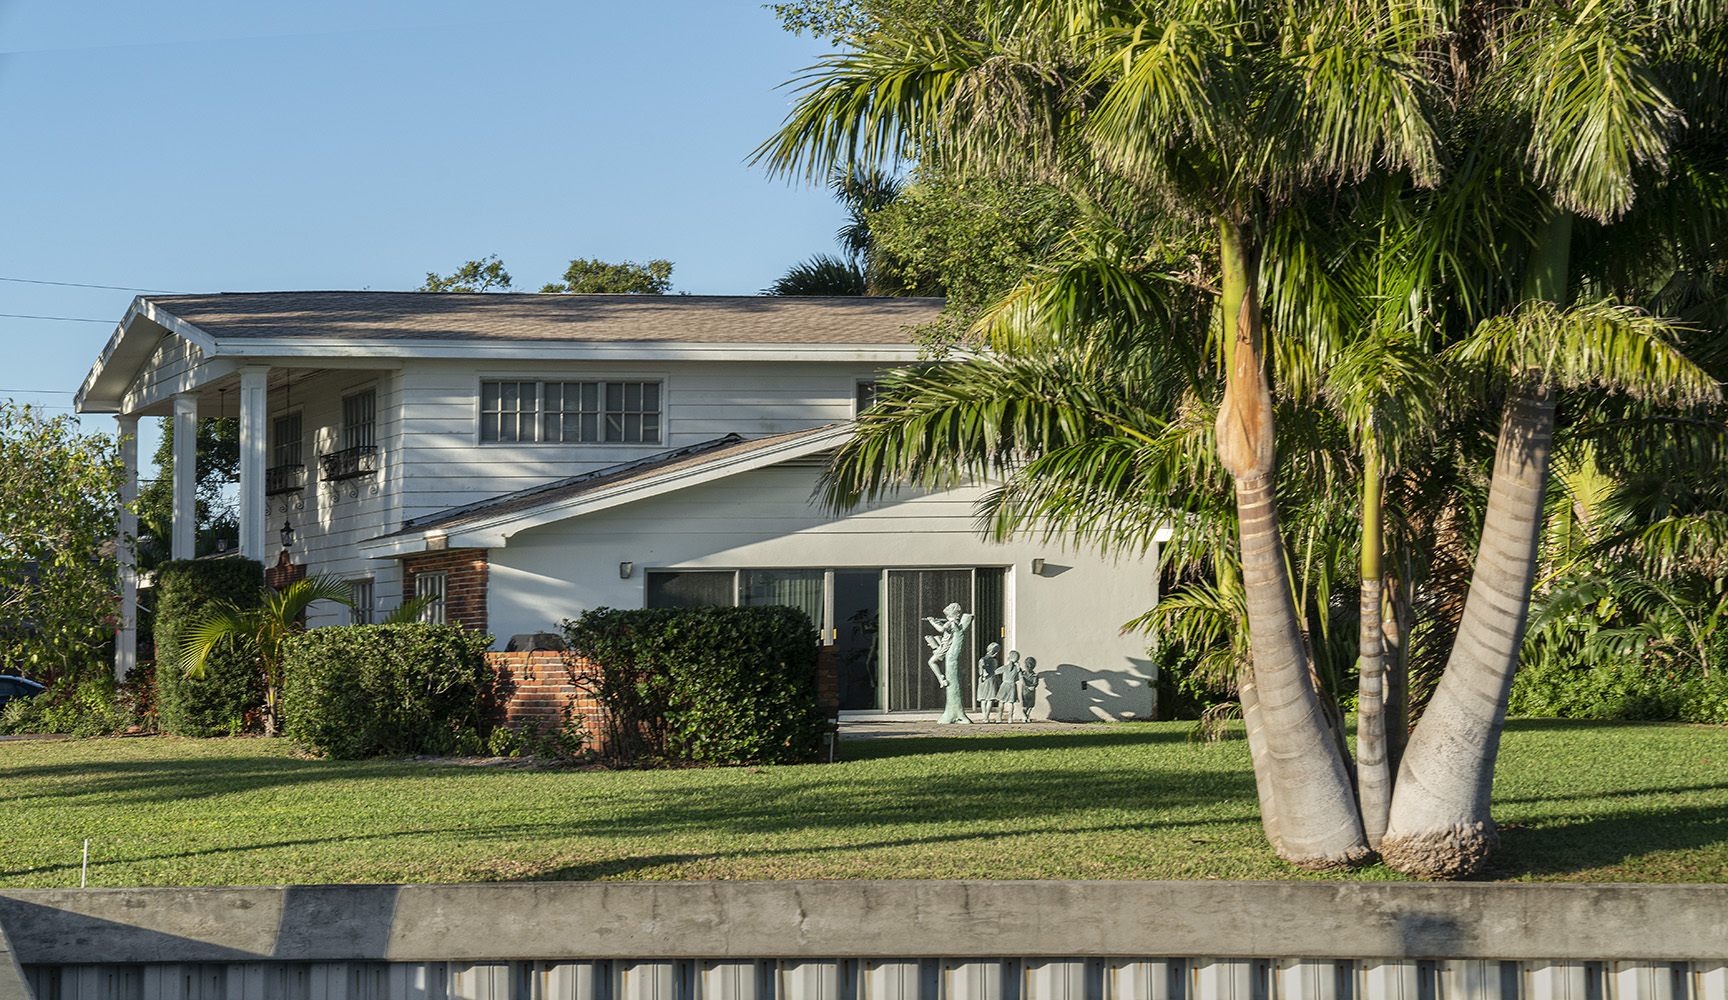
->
<box><xmin>0</xmin><ymin>388</ymin><xmax>75</xmax><ymax>394</ymax></box>
<box><xmin>0</xmin><ymin>312</ymin><xmax>112</xmax><ymax>323</ymax></box>
<box><xmin>0</xmin><ymin>276</ymin><xmax>175</xmax><ymax>293</ymax></box>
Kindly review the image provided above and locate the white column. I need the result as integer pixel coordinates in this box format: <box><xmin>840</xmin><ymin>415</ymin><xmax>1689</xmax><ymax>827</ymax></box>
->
<box><xmin>238</xmin><ymin>367</ymin><xmax>270</xmax><ymax>559</ymax></box>
<box><xmin>171</xmin><ymin>393</ymin><xmax>198</xmax><ymax>560</ymax></box>
<box><xmin>115</xmin><ymin>414</ymin><xmax>139</xmax><ymax>681</ymax></box>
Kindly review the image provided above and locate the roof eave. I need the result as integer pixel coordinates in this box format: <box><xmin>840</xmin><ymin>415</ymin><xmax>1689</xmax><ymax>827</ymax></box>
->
<box><xmin>357</xmin><ymin>425</ymin><xmax>855</xmax><ymax>559</ymax></box>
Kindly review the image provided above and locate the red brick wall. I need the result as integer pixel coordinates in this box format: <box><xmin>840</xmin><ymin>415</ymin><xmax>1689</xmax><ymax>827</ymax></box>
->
<box><xmin>403</xmin><ymin>549</ymin><xmax>488</xmax><ymax>634</ymax></box>
<box><xmin>487</xmin><ymin>649</ymin><xmax>839</xmax><ymax>753</ymax></box>
<box><xmin>487</xmin><ymin>651</ymin><xmax>606</xmax><ymax>745</ymax></box>
<box><xmin>815</xmin><ymin>645</ymin><xmax>839</xmax><ymax>720</ymax></box>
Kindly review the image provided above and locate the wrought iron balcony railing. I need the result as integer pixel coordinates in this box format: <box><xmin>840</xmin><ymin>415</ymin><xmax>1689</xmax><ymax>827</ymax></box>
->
<box><xmin>264</xmin><ymin>464</ymin><xmax>306</xmax><ymax>496</ymax></box>
<box><xmin>319</xmin><ymin>445</ymin><xmax>378</xmax><ymax>482</ymax></box>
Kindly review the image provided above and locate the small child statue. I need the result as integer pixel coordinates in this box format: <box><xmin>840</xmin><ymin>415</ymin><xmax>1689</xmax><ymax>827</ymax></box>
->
<box><xmin>1016</xmin><ymin>655</ymin><xmax>1039</xmax><ymax>722</ymax></box>
<box><xmin>994</xmin><ymin>650</ymin><xmax>1024</xmax><ymax>723</ymax></box>
<box><xmin>975</xmin><ymin>642</ymin><xmax>1001</xmax><ymax>718</ymax></box>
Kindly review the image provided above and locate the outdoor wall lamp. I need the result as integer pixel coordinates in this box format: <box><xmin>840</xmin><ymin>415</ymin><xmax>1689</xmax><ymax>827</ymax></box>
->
<box><xmin>1031</xmin><ymin>558</ymin><xmax>1045</xmax><ymax>576</ymax></box>
<box><xmin>620</xmin><ymin>561</ymin><xmax>633</xmax><ymax>579</ymax></box>
<box><xmin>281</xmin><ymin>520</ymin><xmax>295</xmax><ymax>549</ymax></box>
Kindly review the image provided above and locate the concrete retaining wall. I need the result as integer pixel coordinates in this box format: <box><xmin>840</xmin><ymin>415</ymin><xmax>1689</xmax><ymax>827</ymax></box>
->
<box><xmin>3</xmin><ymin>881</ymin><xmax>1726</xmax><ymax>1000</ymax></box>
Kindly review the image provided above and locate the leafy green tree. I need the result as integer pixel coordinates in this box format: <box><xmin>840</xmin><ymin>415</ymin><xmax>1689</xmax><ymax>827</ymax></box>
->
<box><xmin>421</xmin><ymin>255</ymin><xmax>513</xmax><ymax>292</ymax></box>
<box><xmin>0</xmin><ymin>403</ymin><xmax>124</xmax><ymax>685</ymax></box>
<box><xmin>540</xmin><ymin>258</ymin><xmax>674</xmax><ymax>294</ymax></box>
<box><xmin>136</xmin><ymin>416</ymin><xmax>238</xmax><ymax>565</ymax></box>
<box><xmin>173</xmin><ymin>575</ymin><xmax>353</xmax><ymax>737</ymax></box>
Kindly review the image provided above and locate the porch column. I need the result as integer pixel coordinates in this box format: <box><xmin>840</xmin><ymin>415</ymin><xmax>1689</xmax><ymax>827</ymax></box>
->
<box><xmin>171</xmin><ymin>393</ymin><xmax>197</xmax><ymax>560</ymax></box>
<box><xmin>238</xmin><ymin>367</ymin><xmax>269</xmax><ymax>559</ymax></box>
<box><xmin>116</xmin><ymin>414</ymin><xmax>139</xmax><ymax>681</ymax></box>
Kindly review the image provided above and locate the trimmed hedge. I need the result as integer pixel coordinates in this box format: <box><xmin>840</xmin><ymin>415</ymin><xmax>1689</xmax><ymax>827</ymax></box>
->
<box><xmin>153</xmin><ymin>558</ymin><xmax>264</xmax><ymax>736</ymax></box>
<box><xmin>561</xmin><ymin>605</ymin><xmax>825</xmax><ymax>765</ymax></box>
<box><xmin>281</xmin><ymin>623</ymin><xmax>495</xmax><ymax>759</ymax></box>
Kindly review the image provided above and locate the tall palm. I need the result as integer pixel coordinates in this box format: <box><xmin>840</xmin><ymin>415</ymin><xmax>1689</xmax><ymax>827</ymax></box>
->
<box><xmin>1377</xmin><ymin>0</ymin><xmax>1727</xmax><ymax>876</ymax></box>
<box><xmin>173</xmin><ymin>575</ymin><xmax>354</xmax><ymax>737</ymax></box>
<box><xmin>759</xmin><ymin>0</ymin><xmax>1448</xmax><ymax>870</ymax></box>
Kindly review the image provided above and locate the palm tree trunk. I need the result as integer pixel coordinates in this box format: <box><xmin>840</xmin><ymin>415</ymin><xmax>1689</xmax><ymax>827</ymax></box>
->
<box><xmin>1216</xmin><ymin>219</ymin><xmax>1369</xmax><ymax>868</ymax></box>
<box><xmin>1238</xmin><ymin>674</ymin><xmax>1283</xmax><ymax>853</ymax></box>
<box><xmin>1380</xmin><ymin>385</ymin><xmax>1554</xmax><ymax>877</ymax></box>
<box><xmin>1356</xmin><ymin>436</ymin><xmax>1391</xmax><ymax>850</ymax></box>
<box><xmin>1382</xmin><ymin>207</ymin><xmax>1571</xmax><ymax>879</ymax></box>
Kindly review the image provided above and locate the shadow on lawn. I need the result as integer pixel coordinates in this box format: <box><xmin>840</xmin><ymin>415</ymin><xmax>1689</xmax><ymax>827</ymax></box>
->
<box><xmin>1482</xmin><ymin>801</ymin><xmax>1728</xmax><ymax>880</ymax></box>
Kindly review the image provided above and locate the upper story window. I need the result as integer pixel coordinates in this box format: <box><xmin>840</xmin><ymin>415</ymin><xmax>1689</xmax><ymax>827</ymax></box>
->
<box><xmin>480</xmin><ymin>380</ymin><xmax>661</xmax><ymax>445</ymax></box>
<box><xmin>855</xmin><ymin>380</ymin><xmax>880</xmax><ymax>415</ymax></box>
<box><xmin>342</xmin><ymin>389</ymin><xmax>376</xmax><ymax>451</ymax></box>
<box><xmin>272</xmin><ymin>413</ymin><xmax>303</xmax><ymax>468</ymax></box>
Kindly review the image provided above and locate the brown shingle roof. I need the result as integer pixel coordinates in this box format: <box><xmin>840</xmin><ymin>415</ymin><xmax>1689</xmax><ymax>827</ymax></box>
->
<box><xmin>144</xmin><ymin>291</ymin><xmax>943</xmax><ymax>345</ymax></box>
<box><xmin>384</xmin><ymin>425</ymin><xmax>843</xmax><ymax>539</ymax></box>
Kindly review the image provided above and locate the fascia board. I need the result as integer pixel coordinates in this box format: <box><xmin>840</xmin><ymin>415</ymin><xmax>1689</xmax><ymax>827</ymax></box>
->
<box><xmin>214</xmin><ymin>338</ymin><xmax>926</xmax><ymax>363</ymax></box>
<box><xmin>356</xmin><ymin>534</ymin><xmax>430</xmax><ymax>560</ymax></box>
<box><xmin>75</xmin><ymin>301</ymin><xmax>221</xmax><ymax>414</ymax></box>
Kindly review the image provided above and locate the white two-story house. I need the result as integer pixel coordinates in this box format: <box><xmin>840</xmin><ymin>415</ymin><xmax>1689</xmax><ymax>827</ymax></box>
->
<box><xmin>75</xmin><ymin>291</ymin><xmax>1161</xmax><ymax>721</ymax></box>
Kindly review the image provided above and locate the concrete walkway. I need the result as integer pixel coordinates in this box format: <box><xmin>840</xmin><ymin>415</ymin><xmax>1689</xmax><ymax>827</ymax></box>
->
<box><xmin>838</xmin><ymin>718</ymin><xmax>1108</xmax><ymax>740</ymax></box>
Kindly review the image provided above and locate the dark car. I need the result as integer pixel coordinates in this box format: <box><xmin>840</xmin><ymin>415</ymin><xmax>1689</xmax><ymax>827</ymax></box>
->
<box><xmin>0</xmin><ymin>675</ymin><xmax>44</xmax><ymax>711</ymax></box>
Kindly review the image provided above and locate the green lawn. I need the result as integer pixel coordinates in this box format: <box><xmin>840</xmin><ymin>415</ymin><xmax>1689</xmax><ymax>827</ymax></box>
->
<box><xmin>1</xmin><ymin>719</ymin><xmax>1723</xmax><ymax>887</ymax></box>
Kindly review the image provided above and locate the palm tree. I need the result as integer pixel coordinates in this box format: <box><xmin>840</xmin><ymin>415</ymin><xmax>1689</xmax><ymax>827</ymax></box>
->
<box><xmin>1375</xmin><ymin>0</ymin><xmax>1727</xmax><ymax>876</ymax></box>
<box><xmin>761</xmin><ymin>0</ymin><xmax>1727</xmax><ymax>876</ymax></box>
<box><xmin>760</xmin><ymin>0</ymin><xmax>1450</xmax><ymax>869</ymax></box>
<box><xmin>172</xmin><ymin>575</ymin><xmax>354</xmax><ymax>737</ymax></box>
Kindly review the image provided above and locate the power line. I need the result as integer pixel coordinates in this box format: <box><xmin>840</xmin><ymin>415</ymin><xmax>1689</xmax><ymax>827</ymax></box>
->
<box><xmin>0</xmin><ymin>312</ymin><xmax>111</xmax><ymax>323</ymax></box>
<box><xmin>0</xmin><ymin>388</ymin><xmax>75</xmax><ymax>394</ymax></box>
<box><xmin>0</xmin><ymin>276</ymin><xmax>175</xmax><ymax>293</ymax></box>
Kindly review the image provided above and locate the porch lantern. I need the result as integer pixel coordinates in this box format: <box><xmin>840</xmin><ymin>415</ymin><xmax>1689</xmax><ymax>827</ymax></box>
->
<box><xmin>280</xmin><ymin>520</ymin><xmax>295</xmax><ymax>550</ymax></box>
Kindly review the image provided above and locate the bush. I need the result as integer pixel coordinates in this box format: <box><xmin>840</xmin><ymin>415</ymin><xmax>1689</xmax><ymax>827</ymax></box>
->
<box><xmin>1680</xmin><ymin>672</ymin><xmax>1728</xmax><ymax>725</ymax></box>
<box><xmin>561</xmin><ymin>605</ymin><xmax>825</xmax><ymax>765</ymax></box>
<box><xmin>0</xmin><ymin>673</ymin><xmax>134</xmax><ymax>737</ymax></box>
<box><xmin>282</xmin><ymin>623</ymin><xmax>495</xmax><ymax>759</ymax></box>
<box><xmin>1509</xmin><ymin>655</ymin><xmax>1690</xmax><ymax>721</ymax></box>
<box><xmin>153</xmin><ymin>559</ymin><xmax>264</xmax><ymax>736</ymax></box>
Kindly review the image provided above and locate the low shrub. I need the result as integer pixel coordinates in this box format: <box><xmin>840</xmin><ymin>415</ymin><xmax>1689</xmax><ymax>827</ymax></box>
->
<box><xmin>561</xmin><ymin>605</ymin><xmax>825</xmax><ymax>765</ymax></box>
<box><xmin>154</xmin><ymin>558</ymin><xmax>265</xmax><ymax>736</ymax></box>
<box><xmin>0</xmin><ymin>673</ymin><xmax>134</xmax><ymax>737</ymax></box>
<box><xmin>1510</xmin><ymin>655</ymin><xmax>1692</xmax><ymax>721</ymax></box>
<box><xmin>281</xmin><ymin>623</ymin><xmax>495</xmax><ymax>759</ymax></box>
<box><xmin>1680</xmin><ymin>672</ymin><xmax>1728</xmax><ymax>725</ymax></box>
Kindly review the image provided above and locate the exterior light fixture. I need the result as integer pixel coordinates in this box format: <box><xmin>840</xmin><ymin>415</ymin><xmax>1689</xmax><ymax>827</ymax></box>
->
<box><xmin>1031</xmin><ymin>558</ymin><xmax>1045</xmax><ymax>576</ymax></box>
<box><xmin>620</xmin><ymin>561</ymin><xmax>633</xmax><ymax>580</ymax></box>
<box><xmin>281</xmin><ymin>520</ymin><xmax>295</xmax><ymax>549</ymax></box>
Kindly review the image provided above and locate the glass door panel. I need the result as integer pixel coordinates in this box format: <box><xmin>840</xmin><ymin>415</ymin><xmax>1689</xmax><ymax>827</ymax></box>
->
<box><xmin>833</xmin><ymin>570</ymin><xmax>882</xmax><ymax>710</ymax></box>
<box><xmin>883</xmin><ymin>569</ymin><xmax>974</xmax><ymax>713</ymax></box>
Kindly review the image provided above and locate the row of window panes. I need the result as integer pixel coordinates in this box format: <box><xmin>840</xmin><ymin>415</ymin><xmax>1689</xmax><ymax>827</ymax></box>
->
<box><xmin>480</xmin><ymin>380</ymin><xmax>661</xmax><ymax>444</ymax></box>
<box><xmin>647</xmin><ymin>569</ymin><xmax>826</xmax><ymax>633</ymax></box>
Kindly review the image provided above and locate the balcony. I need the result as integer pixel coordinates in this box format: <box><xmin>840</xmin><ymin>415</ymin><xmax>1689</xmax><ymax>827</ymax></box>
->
<box><xmin>264</xmin><ymin>464</ymin><xmax>306</xmax><ymax>496</ymax></box>
<box><xmin>319</xmin><ymin>445</ymin><xmax>378</xmax><ymax>482</ymax></box>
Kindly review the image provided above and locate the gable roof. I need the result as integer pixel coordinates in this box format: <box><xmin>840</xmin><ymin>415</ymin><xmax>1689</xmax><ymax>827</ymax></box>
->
<box><xmin>142</xmin><ymin>291</ymin><xmax>941</xmax><ymax>344</ymax></box>
<box><xmin>78</xmin><ymin>292</ymin><xmax>944</xmax><ymax>413</ymax></box>
<box><xmin>357</xmin><ymin>424</ymin><xmax>855</xmax><ymax>557</ymax></box>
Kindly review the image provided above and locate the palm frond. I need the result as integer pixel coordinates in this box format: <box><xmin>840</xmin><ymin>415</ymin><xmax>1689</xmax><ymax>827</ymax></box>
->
<box><xmin>1446</xmin><ymin>299</ymin><xmax>1720</xmax><ymax>404</ymax></box>
<box><xmin>1495</xmin><ymin>4</ymin><xmax>1682</xmax><ymax>221</ymax></box>
<box><xmin>173</xmin><ymin>604</ymin><xmax>252</xmax><ymax>680</ymax></box>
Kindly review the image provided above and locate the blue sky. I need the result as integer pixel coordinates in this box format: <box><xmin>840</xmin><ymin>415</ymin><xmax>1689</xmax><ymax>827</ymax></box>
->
<box><xmin>0</xmin><ymin>1</ymin><xmax>845</xmax><ymax>424</ymax></box>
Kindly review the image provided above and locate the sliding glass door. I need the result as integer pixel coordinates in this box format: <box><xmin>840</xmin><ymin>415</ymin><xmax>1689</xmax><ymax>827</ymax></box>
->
<box><xmin>645</xmin><ymin>565</ymin><xmax>1007</xmax><ymax>714</ymax></box>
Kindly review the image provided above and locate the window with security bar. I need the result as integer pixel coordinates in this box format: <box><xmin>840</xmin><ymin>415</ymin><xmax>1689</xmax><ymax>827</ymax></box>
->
<box><xmin>480</xmin><ymin>380</ymin><xmax>661</xmax><ymax>444</ymax></box>
<box><xmin>342</xmin><ymin>389</ymin><xmax>376</xmax><ymax>451</ymax></box>
<box><xmin>414</xmin><ymin>572</ymin><xmax>446</xmax><ymax>625</ymax></box>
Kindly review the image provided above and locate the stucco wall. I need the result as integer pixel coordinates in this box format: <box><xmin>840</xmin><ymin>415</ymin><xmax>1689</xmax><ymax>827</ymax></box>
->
<box><xmin>485</xmin><ymin>466</ymin><xmax>1160</xmax><ymax>722</ymax></box>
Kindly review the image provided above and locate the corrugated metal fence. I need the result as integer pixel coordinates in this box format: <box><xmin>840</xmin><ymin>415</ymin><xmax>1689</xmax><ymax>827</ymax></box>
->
<box><xmin>6</xmin><ymin>883</ymin><xmax>1726</xmax><ymax>1000</ymax></box>
<box><xmin>23</xmin><ymin>958</ymin><xmax>1728</xmax><ymax>1000</ymax></box>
